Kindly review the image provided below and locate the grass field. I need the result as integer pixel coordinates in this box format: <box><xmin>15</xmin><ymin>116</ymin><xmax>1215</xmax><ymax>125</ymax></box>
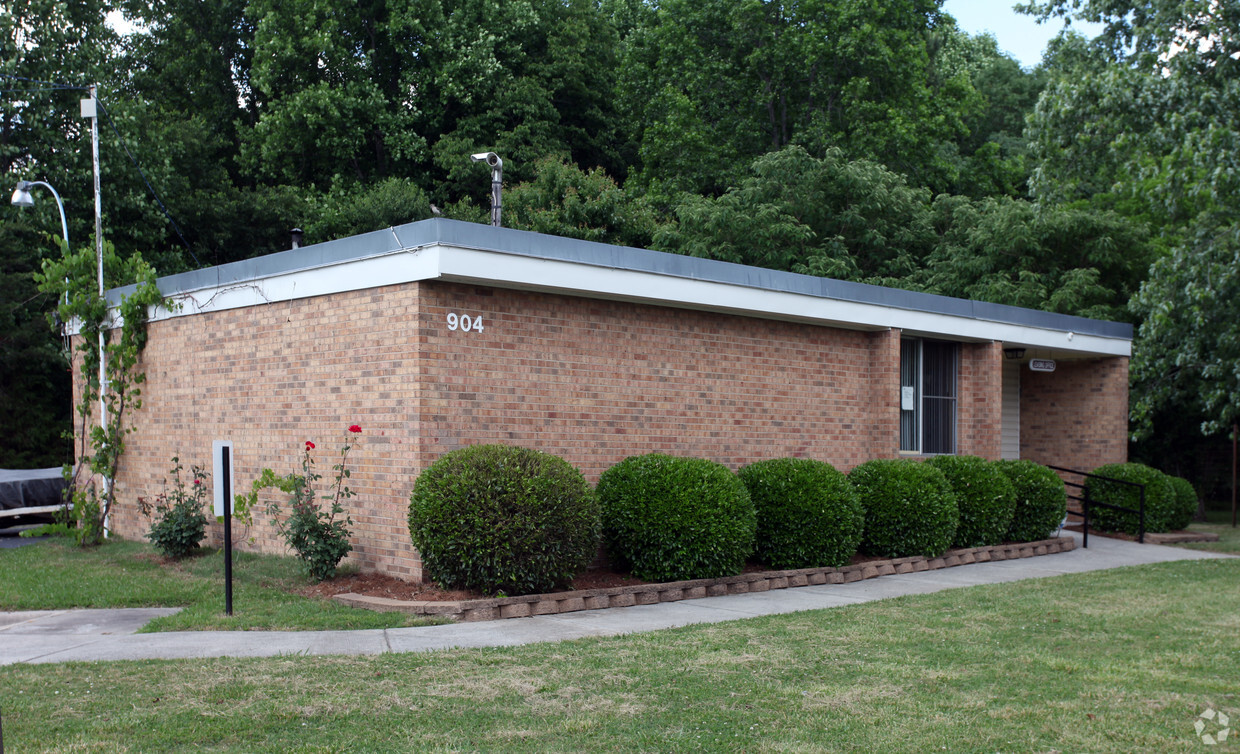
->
<box><xmin>1180</xmin><ymin>509</ymin><xmax>1240</xmax><ymax>554</ymax></box>
<box><xmin>2</xmin><ymin>558</ymin><xmax>1237</xmax><ymax>752</ymax></box>
<box><xmin>0</xmin><ymin>538</ymin><xmax>438</xmax><ymax>632</ymax></box>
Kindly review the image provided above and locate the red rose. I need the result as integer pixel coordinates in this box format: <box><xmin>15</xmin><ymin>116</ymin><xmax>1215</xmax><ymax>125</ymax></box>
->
<box><xmin>348</xmin><ymin>425</ymin><xmax>362</xmax><ymax>434</ymax></box>
<box><xmin>305</xmin><ymin>441</ymin><xmax>315</xmax><ymax>450</ymax></box>
<box><xmin>193</xmin><ymin>479</ymin><xmax>201</xmax><ymax>486</ymax></box>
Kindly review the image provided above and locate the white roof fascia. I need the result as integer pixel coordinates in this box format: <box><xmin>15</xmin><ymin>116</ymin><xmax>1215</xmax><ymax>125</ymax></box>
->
<box><xmin>124</xmin><ymin>236</ymin><xmax>1130</xmax><ymax>359</ymax></box>
<box><xmin>434</xmin><ymin>247</ymin><xmax>1131</xmax><ymax>357</ymax></box>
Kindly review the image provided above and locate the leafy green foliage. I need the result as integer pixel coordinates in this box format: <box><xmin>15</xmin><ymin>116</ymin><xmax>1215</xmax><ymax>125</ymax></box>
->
<box><xmin>737</xmin><ymin>457</ymin><xmax>863</xmax><ymax>569</ymax></box>
<box><xmin>597</xmin><ymin>454</ymin><xmax>755</xmax><ymax>582</ymax></box>
<box><xmin>654</xmin><ymin>146</ymin><xmax>935</xmax><ymax>281</ymax></box>
<box><xmin>1165</xmin><ymin>475</ymin><xmax>1198</xmax><ymax>532</ymax></box>
<box><xmin>263</xmin><ymin>429</ymin><xmax>362</xmax><ymax>582</ymax></box>
<box><xmin>0</xmin><ymin>222</ymin><xmax>72</xmax><ymax>467</ymax></box>
<box><xmin>849</xmin><ymin>459</ymin><xmax>957</xmax><ymax>558</ymax></box>
<box><xmin>908</xmin><ymin>195</ymin><xmax>1152</xmax><ymax>322</ymax></box>
<box><xmin>1084</xmin><ymin>462</ymin><xmax>1177</xmax><ymax>535</ymax></box>
<box><xmin>408</xmin><ymin>444</ymin><xmax>600</xmax><ymax>596</ymax></box>
<box><xmin>1023</xmin><ymin>1</ymin><xmax>1240</xmax><ymax>448</ymax></box>
<box><xmin>303</xmin><ymin>178</ymin><xmax>434</xmax><ymax>245</ymax></box>
<box><xmin>933</xmin><ymin>31</ymin><xmax>1047</xmax><ymax>198</ymax></box>
<box><xmin>620</xmin><ymin>0</ymin><xmax>976</xmax><ymax>197</ymax></box>
<box><xmin>505</xmin><ymin>156</ymin><xmax>661</xmax><ymax>248</ymax></box>
<box><xmin>34</xmin><ymin>243</ymin><xmax>168</xmax><ymax>545</ymax></box>
<box><xmin>1130</xmin><ymin>223</ymin><xmax>1240</xmax><ymax>437</ymax></box>
<box><xmin>139</xmin><ymin>457</ymin><xmax>209</xmax><ymax>559</ymax></box>
<box><xmin>2</xmin><ymin>0</ymin><xmax>119</xmax><ymax>468</ymax></box>
<box><xmin>926</xmin><ymin>456</ymin><xmax>1017</xmax><ymax>548</ymax></box>
<box><xmin>994</xmin><ymin>460</ymin><xmax>1068</xmax><ymax>543</ymax></box>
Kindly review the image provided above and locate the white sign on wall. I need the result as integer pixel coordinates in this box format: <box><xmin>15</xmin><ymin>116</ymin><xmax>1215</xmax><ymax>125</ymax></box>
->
<box><xmin>213</xmin><ymin>440</ymin><xmax>234</xmax><ymax>517</ymax></box>
<box><xmin>901</xmin><ymin>386</ymin><xmax>916</xmax><ymax>411</ymax></box>
<box><xmin>1029</xmin><ymin>359</ymin><xmax>1057</xmax><ymax>373</ymax></box>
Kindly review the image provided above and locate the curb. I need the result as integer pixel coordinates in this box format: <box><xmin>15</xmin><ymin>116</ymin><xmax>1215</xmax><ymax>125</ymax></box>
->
<box><xmin>332</xmin><ymin>536</ymin><xmax>1076</xmax><ymax>622</ymax></box>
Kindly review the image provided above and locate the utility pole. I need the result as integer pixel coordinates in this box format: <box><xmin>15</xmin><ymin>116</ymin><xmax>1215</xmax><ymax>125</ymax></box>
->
<box><xmin>83</xmin><ymin>85</ymin><xmax>110</xmax><ymax>521</ymax></box>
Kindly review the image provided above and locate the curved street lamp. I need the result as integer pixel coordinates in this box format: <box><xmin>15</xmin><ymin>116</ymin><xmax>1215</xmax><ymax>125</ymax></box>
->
<box><xmin>11</xmin><ymin>180</ymin><xmax>70</xmax><ymax>250</ymax></box>
<box><xmin>12</xmin><ymin>177</ymin><xmax>109</xmax><ymax>502</ymax></box>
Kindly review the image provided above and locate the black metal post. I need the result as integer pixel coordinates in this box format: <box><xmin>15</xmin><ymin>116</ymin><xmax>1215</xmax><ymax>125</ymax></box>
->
<box><xmin>1138</xmin><ymin>485</ymin><xmax>1146</xmax><ymax>544</ymax></box>
<box><xmin>1232</xmin><ymin>423</ymin><xmax>1237</xmax><ymax>528</ymax></box>
<box><xmin>222</xmin><ymin>447</ymin><xmax>233</xmax><ymax>616</ymax></box>
<box><xmin>1082</xmin><ymin>487</ymin><xmax>1090</xmax><ymax>549</ymax></box>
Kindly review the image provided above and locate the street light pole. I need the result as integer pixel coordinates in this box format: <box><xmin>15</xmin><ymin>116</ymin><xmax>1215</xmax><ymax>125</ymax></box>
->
<box><xmin>79</xmin><ymin>84</ymin><xmax>111</xmax><ymax>528</ymax></box>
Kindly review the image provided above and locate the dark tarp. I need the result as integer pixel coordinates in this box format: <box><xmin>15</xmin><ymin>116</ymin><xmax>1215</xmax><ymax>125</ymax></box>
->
<box><xmin>0</xmin><ymin>468</ymin><xmax>67</xmax><ymax>511</ymax></box>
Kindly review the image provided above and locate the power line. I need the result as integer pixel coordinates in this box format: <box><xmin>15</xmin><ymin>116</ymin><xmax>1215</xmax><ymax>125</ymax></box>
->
<box><xmin>97</xmin><ymin>97</ymin><xmax>202</xmax><ymax>268</ymax></box>
<box><xmin>0</xmin><ymin>73</ymin><xmax>88</xmax><ymax>90</ymax></box>
<box><xmin>2</xmin><ymin>74</ymin><xmax>203</xmax><ymax>268</ymax></box>
<box><xmin>0</xmin><ymin>86</ymin><xmax>85</xmax><ymax>94</ymax></box>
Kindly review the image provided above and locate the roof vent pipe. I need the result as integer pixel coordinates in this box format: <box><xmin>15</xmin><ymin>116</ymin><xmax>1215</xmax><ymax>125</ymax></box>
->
<box><xmin>470</xmin><ymin>152</ymin><xmax>503</xmax><ymax>227</ymax></box>
<box><xmin>290</xmin><ymin>228</ymin><xmax>303</xmax><ymax>249</ymax></box>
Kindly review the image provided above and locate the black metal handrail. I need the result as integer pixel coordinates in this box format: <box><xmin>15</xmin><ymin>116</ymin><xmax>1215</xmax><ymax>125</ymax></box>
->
<box><xmin>1045</xmin><ymin>465</ymin><xmax>1146</xmax><ymax>547</ymax></box>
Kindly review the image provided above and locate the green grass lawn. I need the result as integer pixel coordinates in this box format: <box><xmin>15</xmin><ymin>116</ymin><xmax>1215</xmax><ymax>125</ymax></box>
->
<box><xmin>2</xmin><ymin>558</ymin><xmax>1237</xmax><ymax>753</ymax></box>
<box><xmin>0</xmin><ymin>537</ymin><xmax>440</xmax><ymax>632</ymax></box>
<box><xmin>1179</xmin><ymin>508</ymin><xmax>1240</xmax><ymax>554</ymax></box>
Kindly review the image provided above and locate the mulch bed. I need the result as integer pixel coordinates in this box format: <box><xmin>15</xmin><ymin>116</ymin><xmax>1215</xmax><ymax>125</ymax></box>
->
<box><xmin>296</xmin><ymin>567</ymin><xmax>649</xmax><ymax>603</ymax></box>
<box><xmin>298</xmin><ymin>551</ymin><xmax>954</xmax><ymax>603</ymax></box>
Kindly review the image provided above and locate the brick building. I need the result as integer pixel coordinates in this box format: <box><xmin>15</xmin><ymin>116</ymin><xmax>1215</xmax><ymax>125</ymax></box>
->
<box><xmin>97</xmin><ymin>219</ymin><xmax>1132</xmax><ymax>580</ymax></box>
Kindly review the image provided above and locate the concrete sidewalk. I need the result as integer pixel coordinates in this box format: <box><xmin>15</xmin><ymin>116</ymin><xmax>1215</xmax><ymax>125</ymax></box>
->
<box><xmin>2</xmin><ymin>531</ymin><xmax>1232</xmax><ymax>665</ymax></box>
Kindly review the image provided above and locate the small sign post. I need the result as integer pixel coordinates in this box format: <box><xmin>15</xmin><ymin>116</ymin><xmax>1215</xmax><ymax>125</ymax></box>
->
<box><xmin>213</xmin><ymin>441</ymin><xmax>234</xmax><ymax>616</ymax></box>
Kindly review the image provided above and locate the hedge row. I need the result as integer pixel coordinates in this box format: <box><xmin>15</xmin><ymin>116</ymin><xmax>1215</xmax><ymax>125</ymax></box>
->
<box><xmin>1084</xmin><ymin>463</ymin><xmax>1197</xmax><ymax>535</ymax></box>
<box><xmin>408</xmin><ymin>447</ymin><xmax>1191</xmax><ymax>595</ymax></box>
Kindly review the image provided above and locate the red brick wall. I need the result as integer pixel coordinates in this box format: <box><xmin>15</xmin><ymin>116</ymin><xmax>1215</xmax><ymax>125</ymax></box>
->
<box><xmin>107</xmin><ymin>285</ymin><xmax>427</xmax><ymax>579</ymax></box>
<box><xmin>958</xmin><ymin>341</ymin><xmax>1003</xmax><ymax>459</ymax></box>
<box><xmin>416</xmin><ymin>283</ymin><xmax>891</xmax><ymax>478</ymax></box>
<box><xmin>93</xmin><ymin>277</ymin><xmax>1117</xmax><ymax>580</ymax></box>
<box><xmin>866</xmin><ymin>328</ymin><xmax>902</xmax><ymax>458</ymax></box>
<box><xmin>1020</xmin><ymin>356</ymin><xmax>1129</xmax><ymax>471</ymax></box>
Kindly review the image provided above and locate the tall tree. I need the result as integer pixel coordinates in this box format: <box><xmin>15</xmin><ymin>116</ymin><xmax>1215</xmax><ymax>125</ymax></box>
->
<box><xmin>2</xmin><ymin>0</ymin><xmax>119</xmax><ymax>468</ymax></box>
<box><xmin>909</xmin><ymin>195</ymin><xmax>1151</xmax><ymax>322</ymax></box>
<box><xmin>619</xmin><ymin>0</ymin><xmax>977</xmax><ymax>198</ymax></box>
<box><xmin>653</xmin><ymin>146</ymin><xmax>936</xmax><ymax>281</ymax></box>
<box><xmin>1023</xmin><ymin>0</ymin><xmax>1240</xmax><ymax>464</ymax></box>
<box><xmin>934</xmin><ymin>30</ymin><xmax>1048</xmax><ymax>198</ymax></box>
<box><xmin>504</xmin><ymin>156</ymin><xmax>661</xmax><ymax>249</ymax></box>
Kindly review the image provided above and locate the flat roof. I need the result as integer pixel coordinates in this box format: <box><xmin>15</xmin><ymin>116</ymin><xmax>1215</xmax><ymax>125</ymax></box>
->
<box><xmin>113</xmin><ymin>218</ymin><xmax>1132</xmax><ymax>355</ymax></box>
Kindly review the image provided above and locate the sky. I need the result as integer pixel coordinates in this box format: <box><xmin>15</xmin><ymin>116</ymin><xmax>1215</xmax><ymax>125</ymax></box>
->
<box><xmin>941</xmin><ymin>0</ymin><xmax>1106</xmax><ymax>68</ymax></box>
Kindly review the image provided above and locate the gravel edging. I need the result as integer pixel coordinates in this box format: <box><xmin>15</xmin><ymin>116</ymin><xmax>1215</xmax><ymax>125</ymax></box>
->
<box><xmin>331</xmin><ymin>537</ymin><xmax>1076</xmax><ymax>622</ymax></box>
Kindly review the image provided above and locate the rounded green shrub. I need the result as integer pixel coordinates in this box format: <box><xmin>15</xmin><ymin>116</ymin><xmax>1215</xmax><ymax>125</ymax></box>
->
<box><xmin>597</xmin><ymin>454</ymin><xmax>756</xmax><ymax>582</ymax></box>
<box><xmin>994</xmin><ymin>460</ymin><xmax>1067</xmax><ymax>542</ymax></box>
<box><xmin>408</xmin><ymin>444</ymin><xmax>600</xmax><ymax>596</ymax></box>
<box><xmin>926</xmin><ymin>455</ymin><xmax>1017</xmax><ymax>548</ymax></box>
<box><xmin>1084</xmin><ymin>462</ymin><xmax>1177</xmax><ymax>534</ymax></box>
<box><xmin>738</xmin><ymin>457</ymin><xmax>863</xmax><ymax>569</ymax></box>
<box><xmin>849</xmin><ymin>459</ymin><xmax>957</xmax><ymax>558</ymax></box>
<box><xmin>1167</xmin><ymin>475</ymin><xmax>1198</xmax><ymax>531</ymax></box>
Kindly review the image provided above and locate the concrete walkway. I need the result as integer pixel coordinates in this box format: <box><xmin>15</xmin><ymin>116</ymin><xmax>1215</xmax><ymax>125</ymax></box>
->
<box><xmin>2</xmin><ymin>531</ymin><xmax>1232</xmax><ymax>665</ymax></box>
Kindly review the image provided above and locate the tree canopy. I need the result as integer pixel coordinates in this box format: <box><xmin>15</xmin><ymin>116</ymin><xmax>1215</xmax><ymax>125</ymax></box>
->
<box><xmin>3</xmin><ymin>0</ymin><xmax>1221</xmax><ymax>476</ymax></box>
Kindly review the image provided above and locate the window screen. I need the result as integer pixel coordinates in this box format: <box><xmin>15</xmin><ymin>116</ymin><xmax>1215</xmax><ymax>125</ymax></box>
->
<box><xmin>899</xmin><ymin>339</ymin><xmax>958</xmax><ymax>454</ymax></box>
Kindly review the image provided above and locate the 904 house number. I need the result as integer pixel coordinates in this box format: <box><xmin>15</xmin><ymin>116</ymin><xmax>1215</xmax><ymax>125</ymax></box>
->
<box><xmin>446</xmin><ymin>312</ymin><xmax>485</xmax><ymax>333</ymax></box>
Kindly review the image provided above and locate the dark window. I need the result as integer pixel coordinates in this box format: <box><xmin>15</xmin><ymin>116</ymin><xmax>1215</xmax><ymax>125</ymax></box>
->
<box><xmin>899</xmin><ymin>339</ymin><xmax>958</xmax><ymax>454</ymax></box>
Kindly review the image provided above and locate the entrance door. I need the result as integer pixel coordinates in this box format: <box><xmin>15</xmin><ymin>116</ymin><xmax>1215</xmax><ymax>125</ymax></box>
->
<box><xmin>1001</xmin><ymin>359</ymin><xmax>1020</xmax><ymax>459</ymax></box>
